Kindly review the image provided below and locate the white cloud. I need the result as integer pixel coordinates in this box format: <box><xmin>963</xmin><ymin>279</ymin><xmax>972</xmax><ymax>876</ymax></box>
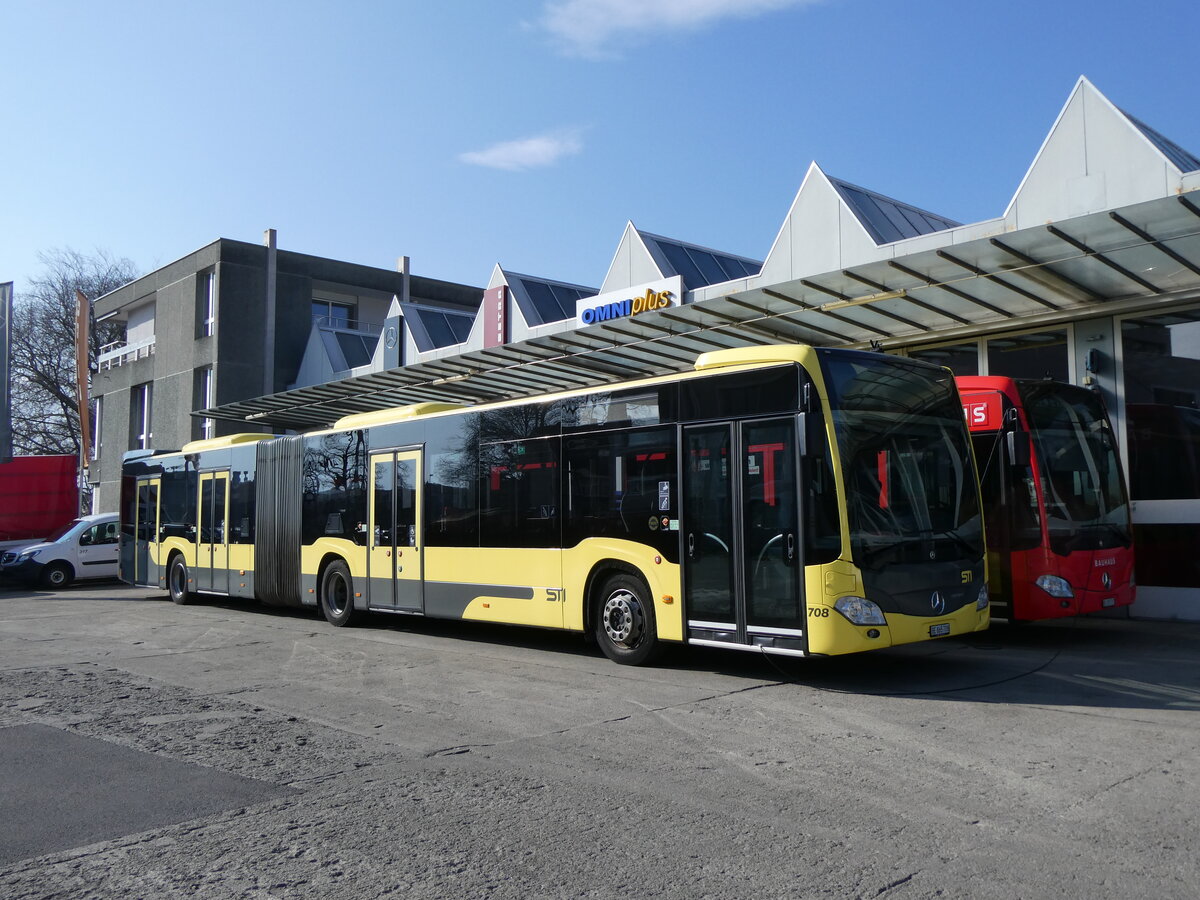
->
<box><xmin>458</xmin><ymin>129</ymin><xmax>585</xmax><ymax>172</ymax></box>
<box><xmin>538</xmin><ymin>0</ymin><xmax>822</xmax><ymax>58</ymax></box>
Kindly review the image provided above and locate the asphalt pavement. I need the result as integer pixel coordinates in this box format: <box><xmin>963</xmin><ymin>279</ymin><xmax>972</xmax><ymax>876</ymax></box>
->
<box><xmin>0</xmin><ymin>579</ymin><xmax>1197</xmax><ymax>899</ymax></box>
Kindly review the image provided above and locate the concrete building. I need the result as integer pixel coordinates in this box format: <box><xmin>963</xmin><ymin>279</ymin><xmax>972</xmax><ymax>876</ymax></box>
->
<box><xmin>90</xmin><ymin>234</ymin><xmax>480</xmax><ymax>510</ymax></box>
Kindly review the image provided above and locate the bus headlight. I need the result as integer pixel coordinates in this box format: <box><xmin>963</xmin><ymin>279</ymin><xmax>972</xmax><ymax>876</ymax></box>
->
<box><xmin>834</xmin><ymin>596</ymin><xmax>887</xmax><ymax>626</ymax></box>
<box><xmin>976</xmin><ymin>584</ymin><xmax>990</xmax><ymax>610</ymax></box>
<box><xmin>1035</xmin><ymin>575</ymin><xmax>1074</xmax><ymax>598</ymax></box>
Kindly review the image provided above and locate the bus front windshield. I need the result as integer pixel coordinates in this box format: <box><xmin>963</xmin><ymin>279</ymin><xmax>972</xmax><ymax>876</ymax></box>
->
<box><xmin>820</xmin><ymin>352</ymin><xmax>984</xmax><ymax>569</ymax></box>
<box><xmin>1019</xmin><ymin>382</ymin><xmax>1131</xmax><ymax>553</ymax></box>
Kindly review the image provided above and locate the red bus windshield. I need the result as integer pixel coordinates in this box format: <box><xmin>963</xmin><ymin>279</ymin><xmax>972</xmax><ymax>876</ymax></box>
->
<box><xmin>1018</xmin><ymin>382</ymin><xmax>1132</xmax><ymax>554</ymax></box>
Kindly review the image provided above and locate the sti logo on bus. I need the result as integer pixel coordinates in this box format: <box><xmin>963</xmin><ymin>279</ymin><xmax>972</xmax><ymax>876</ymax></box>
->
<box><xmin>962</xmin><ymin>394</ymin><xmax>1003</xmax><ymax>430</ymax></box>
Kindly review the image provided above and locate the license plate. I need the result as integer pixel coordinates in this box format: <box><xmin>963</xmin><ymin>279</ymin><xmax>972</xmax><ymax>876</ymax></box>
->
<box><xmin>929</xmin><ymin>623</ymin><xmax>951</xmax><ymax>637</ymax></box>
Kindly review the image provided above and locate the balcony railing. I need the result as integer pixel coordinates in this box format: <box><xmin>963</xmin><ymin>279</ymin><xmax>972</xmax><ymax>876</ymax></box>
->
<box><xmin>312</xmin><ymin>315</ymin><xmax>383</xmax><ymax>336</ymax></box>
<box><xmin>98</xmin><ymin>337</ymin><xmax>156</xmax><ymax>370</ymax></box>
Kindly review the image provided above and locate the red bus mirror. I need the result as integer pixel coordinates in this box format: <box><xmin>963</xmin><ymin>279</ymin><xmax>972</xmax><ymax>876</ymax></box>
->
<box><xmin>1006</xmin><ymin>430</ymin><xmax>1032</xmax><ymax>468</ymax></box>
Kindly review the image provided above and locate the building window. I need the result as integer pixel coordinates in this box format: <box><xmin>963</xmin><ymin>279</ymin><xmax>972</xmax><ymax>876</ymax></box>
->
<box><xmin>196</xmin><ymin>270</ymin><xmax>216</xmax><ymax>337</ymax></box>
<box><xmin>1121</xmin><ymin>310</ymin><xmax>1200</xmax><ymax>501</ymax></box>
<box><xmin>313</xmin><ymin>299</ymin><xmax>355</xmax><ymax>329</ymax></box>
<box><xmin>130</xmin><ymin>382</ymin><xmax>153</xmax><ymax>450</ymax></box>
<box><xmin>907</xmin><ymin>342</ymin><xmax>980</xmax><ymax>376</ymax></box>
<box><xmin>985</xmin><ymin>329</ymin><xmax>1070</xmax><ymax>381</ymax></box>
<box><xmin>90</xmin><ymin>396</ymin><xmax>102</xmax><ymax>460</ymax></box>
<box><xmin>1121</xmin><ymin>308</ymin><xmax>1200</xmax><ymax>592</ymax></box>
<box><xmin>195</xmin><ymin>366</ymin><xmax>215</xmax><ymax>440</ymax></box>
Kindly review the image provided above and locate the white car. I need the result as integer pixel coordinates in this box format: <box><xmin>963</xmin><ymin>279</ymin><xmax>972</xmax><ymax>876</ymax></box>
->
<box><xmin>0</xmin><ymin>513</ymin><xmax>120</xmax><ymax>588</ymax></box>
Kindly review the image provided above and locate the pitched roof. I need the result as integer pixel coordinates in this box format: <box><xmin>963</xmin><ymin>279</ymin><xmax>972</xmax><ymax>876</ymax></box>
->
<box><xmin>1122</xmin><ymin>110</ymin><xmax>1200</xmax><ymax>173</ymax></box>
<box><xmin>404</xmin><ymin>305</ymin><xmax>474</xmax><ymax>352</ymax></box>
<box><xmin>639</xmin><ymin>230</ymin><xmax>762</xmax><ymax>289</ymax></box>
<box><xmin>504</xmin><ymin>271</ymin><xmax>598</xmax><ymax>326</ymax></box>
<box><xmin>829</xmin><ymin>177</ymin><xmax>961</xmax><ymax>245</ymax></box>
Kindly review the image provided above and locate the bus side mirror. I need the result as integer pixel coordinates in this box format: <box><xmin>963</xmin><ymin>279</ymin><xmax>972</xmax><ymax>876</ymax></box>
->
<box><xmin>797</xmin><ymin>412</ymin><xmax>824</xmax><ymax>458</ymax></box>
<box><xmin>1007</xmin><ymin>430</ymin><xmax>1032</xmax><ymax>468</ymax></box>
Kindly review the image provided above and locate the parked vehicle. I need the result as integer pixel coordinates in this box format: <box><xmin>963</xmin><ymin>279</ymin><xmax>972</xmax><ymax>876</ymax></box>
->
<box><xmin>957</xmin><ymin>376</ymin><xmax>1134</xmax><ymax>620</ymax></box>
<box><xmin>122</xmin><ymin>345</ymin><xmax>989</xmax><ymax>665</ymax></box>
<box><xmin>0</xmin><ymin>513</ymin><xmax>120</xmax><ymax>588</ymax></box>
<box><xmin>0</xmin><ymin>455</ymin><xmax>79</xmax><ymax>548</ymax></box>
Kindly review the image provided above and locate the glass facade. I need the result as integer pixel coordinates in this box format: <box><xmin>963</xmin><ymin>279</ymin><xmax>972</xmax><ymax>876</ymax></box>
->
<box><xmin>907</xmin><ymin>330</ymin><xmax>1069</xmax><ymax>381</ymax></box>
<box><xmin>985</xmin><ymin>330</ymin><xmax>1069</xmax><ymax>381</ymax></box>
<box><xmin>908</xmin><ymin>343</ymin><xmax>980</xmax><ymax>376</ymax></box>
<box><xmin>1121</xmin><ymin>309</ymin><xmax>1200</xmax><ymax>593</ymax></box>
<box><xmin>1122</xmin><ymin>311</ymin><xmax>1200</xmax><ymax>501</ymax></box>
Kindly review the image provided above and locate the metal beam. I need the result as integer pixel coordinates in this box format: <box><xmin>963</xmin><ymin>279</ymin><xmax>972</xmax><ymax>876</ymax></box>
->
<box><xmin>989</xmin><ymin>238</ymin><xmax>1108</xmax><ymax>302</ymax></box>
<box><xmin>887</xmin><ymin>260</ymin><xmax>1014</xmax><ymax>318</ymax></box>
<box><xmin>655</xmin><ymin>311</ymin><xmax>737</xmax><ymax>349</ymax></box>
<box><xmin>1109</xmin><ymin>211</ymin><xmax>1200</xmax><ymax>279</ymax></box>
<box><xmin>681</xmin><ymin>306</ymin><xmax>777</xmax><ymax>344</ymax></box>
<box><xmin>843</xmin><ymin>271</ymin><xmax>969</xmax><ymax>325</ymax></box>
<box><xmin>1178</xmin><ymin>193</ymin><xmax>1200</xmax><ymax>223</ymax></box>
<box><xmin>1047</xmin><ymin>225</ymin><xmax>1163</xmax><ymax>295</ymax></box>
<box><xmin>600</xmin><ymin>324</ymin><xmax>699</xmax><ymax>362</ymax></box>
<box><xmin>774</xmin><ymin>285</ymin><xmax>901</xmax><ymax>337</ymax></box>
<box><xmin>936</xmin><ymin>249</ymin><xmax>1061</xmax><ymax>310</ymax></box>
<box><xmin>717</xmin><ymin>295</ymin><xmax>827</xmax><ymax>343</ymax></box>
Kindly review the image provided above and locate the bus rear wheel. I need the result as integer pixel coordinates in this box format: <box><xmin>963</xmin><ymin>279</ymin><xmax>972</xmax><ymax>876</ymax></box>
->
<box><xmin>320</xmin><ymin>560</ymin><xmax>358</xmax><ymax>627</ymax></box>
<box><xmin>594</xmin><ymin>573</ymin><xmax>662</xmax><ymax>666</ymax></box>
<box><xmin>168</xmin><ymin>555</ymin><xmax>193</xmax><ymax>605</ymax></box>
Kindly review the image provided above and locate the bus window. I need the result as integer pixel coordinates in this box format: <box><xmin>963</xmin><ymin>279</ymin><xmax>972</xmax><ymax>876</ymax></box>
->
<box><xmin>426</xmin><ymin>412</ymin><xmax>480</xmax><ymax>548</ymax></box>
<box><xmin>564</xmin><ymin>428</ymin><xmax>677</xmax><ymax>560</ymax></box>
<box><xmin>480</xmin><ymin>438</ymin><xmax>560</xmax><ymax>549</ymax></box>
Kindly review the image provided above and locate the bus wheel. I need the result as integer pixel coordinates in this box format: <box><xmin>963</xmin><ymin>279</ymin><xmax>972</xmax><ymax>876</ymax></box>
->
<box><xmin>40</xmin><ymin>562</ymin><xmax>74</xmax><ymax>590</ymax></box>
<box><xmin>594</xmin><ymin>573</ymin><xmax>662</xmax><ymax>666</ymax></box>
<box><xmin>168</xmin><ymin>556</ymin><xmax>193</xmax><ymax>605</ymax></box>
<box><xmin>320</xmin><ymin>560</ymin><xmax>357</xmax><ymax>627</ymax></box>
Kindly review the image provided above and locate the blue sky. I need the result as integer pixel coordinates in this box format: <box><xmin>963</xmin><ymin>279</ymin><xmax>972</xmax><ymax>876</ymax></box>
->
<box><xmin>3</xmin><ymin>0</ymin><xmax>1199</xmax><ymax>296</ymax></box>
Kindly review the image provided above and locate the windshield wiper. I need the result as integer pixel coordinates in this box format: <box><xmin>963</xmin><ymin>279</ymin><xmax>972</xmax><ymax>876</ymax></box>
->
<box><xmin>1082</xmin><ymin>521</ymin><xmax>1132</xmax><ymax>546</ymax></box>
<box><xmin>857</xmin><ymin>535</ymin><xmax>925</xmax><ymax>566</ymax></box>
<box><xmin>921</xmin><ymin>528</ymin><xmax>981</xmax><ymax>558</ymax></box>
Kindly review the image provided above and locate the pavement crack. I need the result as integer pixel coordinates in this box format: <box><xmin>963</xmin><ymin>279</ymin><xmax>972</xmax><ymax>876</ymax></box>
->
<box><xmin>1067</xmin><ymin>761</ymin><xmax>1165</xmax><ymax>810</ymax></box>
<box><xmin>870</xmin><ymin>873</ymin><xmax>916</xmax><ymax>897</ymax></box>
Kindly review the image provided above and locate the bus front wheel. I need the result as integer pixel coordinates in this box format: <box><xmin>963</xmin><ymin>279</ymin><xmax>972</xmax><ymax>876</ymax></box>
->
<box><xmin>594</xmin><ymin>573</ymin><xmax>662</xmax><ymax>666</ymax></box>
<box><xmin>168</xmin><ymin>556</ymin><xmax>193</xmax><ymax>605</ymax></box>
<box><xmin>320</xmin><ymin>560</ymin><xmax>358</xmax><ymax>627</ymax></box>
<box><xmin>41</xmin><ymin>562</ymin><xmax>74</xmax><ymax>590</ymax></box>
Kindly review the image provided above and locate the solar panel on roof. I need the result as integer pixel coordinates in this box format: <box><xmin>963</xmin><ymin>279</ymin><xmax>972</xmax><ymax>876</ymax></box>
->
<box><xmin>830</xmin><ymin>178</ymin><xmax>960</xmax><ymax>246</ymax></box>
<box><xmin>406</xmin><ymin>307</ymin><xmax>473</xmax><ymax>351</ymax></box>
<box><xmin>521</xmin><ymin>278</ymin><xmax>572</xmax><ymax>324</ymax></box>
<box><xmin>645</xmin><ymin>235</ymin><xmax>762</xmax><ymax>289</ymax></box>
<box><xmin>509</xmin><ymin>275</ymin><xmax>594</xmax><ymax>325</ymax></box>
<box><xmin>1123</xmin><ymin>111</ymin><xmax>1200</xmax><ymax>173</ymax></box>
<box><xmin>333</xmin><ymin>331</ymin><xmax>374</xmax><ymax>369</ymax></box>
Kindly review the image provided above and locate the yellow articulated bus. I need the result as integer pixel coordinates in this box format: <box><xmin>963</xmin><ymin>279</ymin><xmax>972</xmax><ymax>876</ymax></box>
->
<box><xmin>120</xmin><ymin>345</ymin><xmax>989</xmax><ymax>665</ymax></box>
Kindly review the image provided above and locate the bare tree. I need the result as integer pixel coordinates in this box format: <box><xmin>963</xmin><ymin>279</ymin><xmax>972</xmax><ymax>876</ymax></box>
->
<box><xmin>9</xmin><ymin>249</ymin><xmax>139</xmax><ymax>456</ymax></box>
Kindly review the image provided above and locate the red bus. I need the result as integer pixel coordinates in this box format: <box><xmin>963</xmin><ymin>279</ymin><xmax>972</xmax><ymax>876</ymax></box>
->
<box><xmin>957</xmin><ymin>376</ymin><xmax>1134</xmax><ymax>621</ymax></box>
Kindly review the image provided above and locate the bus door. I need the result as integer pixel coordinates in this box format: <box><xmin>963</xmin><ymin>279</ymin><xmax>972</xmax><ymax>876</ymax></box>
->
<box><xmin>197</xmin><ymin>471</ymin><xmax>230</xmax><ymax>593</ymax></box>
<box><xmin>683</xmin><ymin>418</ymin><xmax>804</xmax><ymax>649</ymax></box>
<box><xmin>132</xmin><ymin>477</ymin><xmax>160</xmax><ymax>586</ymax></box>
<box><xmin>368</xmin><ymin>448</ymin><xmax>423</xmax><ymax>611</ymax></box>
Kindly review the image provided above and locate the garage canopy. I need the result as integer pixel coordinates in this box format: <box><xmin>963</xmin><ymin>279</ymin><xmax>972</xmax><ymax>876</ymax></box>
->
<box><xmin>202</xmin><ymin>191</ymin><xmax>1200</xmax><ymax>432</ymax></box>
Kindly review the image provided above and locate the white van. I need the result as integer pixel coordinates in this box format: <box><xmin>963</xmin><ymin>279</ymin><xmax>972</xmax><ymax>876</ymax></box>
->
<box><xmin>0</xmin><ymin>513</ymin><xmax>120</xmax><ymax>588</ymax></box>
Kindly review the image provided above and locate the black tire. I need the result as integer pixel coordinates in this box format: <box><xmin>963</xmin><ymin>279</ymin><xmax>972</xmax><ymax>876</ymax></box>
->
<box><xmin>320</xmin><ymin>560</ymin><xmax>357</xmax><ymax>627</ymax></box>
<box><xmin>593</xmin><ymin>572</ymin><xmax>662</xmax><ymax>666</ymax></box>
<box><xmin>168</xmin><ymin>555</ymin><xmax>194</xmax><ymax>605</ymax></box>
<box><xmin>40</xmin><ymin>561</ymin><xmax>74</xmax><ymax>590</ymax></box>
